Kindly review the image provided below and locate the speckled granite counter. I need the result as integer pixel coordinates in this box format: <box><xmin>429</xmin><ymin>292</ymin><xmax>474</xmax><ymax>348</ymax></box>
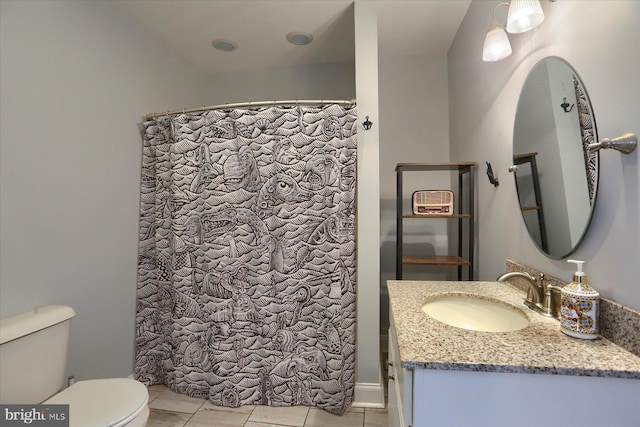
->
<box><xmin>387</xmin><ymin>280</ymin><xmax>640</xmax><ymax>379</ymax></box>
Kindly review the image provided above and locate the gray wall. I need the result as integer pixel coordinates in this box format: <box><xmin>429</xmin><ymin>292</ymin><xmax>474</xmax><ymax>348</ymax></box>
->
<box><xmin>448</xmin><ymin>1</ymin><xmax>640</xmax><ymax>309</ymax></box>
<box><xmin>0</xmin><ymin>0</ymin><xmax>216</xmax><ymax>380</ymax></box>
<box><xmin>378</xmin><ymin>53</ymin><xmax>453</xmax><ymax>334</ymax></box>
<box><xmin>0</xmin><ymin>0</ymin><xmax>356</xmax><ymax>382</ymax></box>
<box><xmin>191</xmin><ymin>62</ymin><xmax>355</xmax><ymax>104</ymax></box>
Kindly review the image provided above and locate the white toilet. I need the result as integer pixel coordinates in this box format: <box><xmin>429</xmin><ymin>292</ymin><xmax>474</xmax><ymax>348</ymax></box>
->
<box><xmin>0</xmin><ymin>305</ymin><xmax>149</xmax><ymax>426</ymax></box>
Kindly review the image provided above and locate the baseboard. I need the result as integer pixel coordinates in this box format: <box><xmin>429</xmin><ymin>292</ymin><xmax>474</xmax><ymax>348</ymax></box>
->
<box><xmin>352</xmin><ymin>363</ymin><xmax>386</xmax><ymax>408</ymax></box>
<box><xmin>352</xmin><ymin>381</ymin><xmax>386</xmax><ymax>408</ymax></box>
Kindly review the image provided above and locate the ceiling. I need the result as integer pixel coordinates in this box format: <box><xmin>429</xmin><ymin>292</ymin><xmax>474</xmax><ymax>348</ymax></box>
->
<box><xmin>113</xmin><ymin>0</ymin><xmax>471</xmax><ymax>75</ymax></box>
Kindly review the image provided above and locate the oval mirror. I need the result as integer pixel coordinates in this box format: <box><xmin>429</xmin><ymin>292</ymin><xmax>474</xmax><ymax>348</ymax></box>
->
<box><xmin>513</xmin><ymin>57</ymin><xmax>599</xmax><ymax>259</ymax></box>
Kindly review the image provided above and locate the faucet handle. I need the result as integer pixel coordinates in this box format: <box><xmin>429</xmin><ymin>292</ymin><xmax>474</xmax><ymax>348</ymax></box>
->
<box><xmin>537</xmin><ymin>274</ymin><xmax>553</xmax><ymax>316</ymax></box>
<box><xmin>541</xmin><ymin>287</ymin><xmax>554</xmax><ymax>317</ymax></box>
<box><xmin>541</xmin><ymin>284</ymin><xmax>563</xmax><ymax>318</ymax></box>
<box><xmin>546</xmin><ymin>284</ymin><xmax>564</xmax><ymax>293</ymax></box>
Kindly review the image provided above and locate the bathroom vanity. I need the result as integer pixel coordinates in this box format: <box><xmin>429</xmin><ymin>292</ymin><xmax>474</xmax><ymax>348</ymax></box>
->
<box><xmin>387</xmin><ymin>280</ymin><xmax>640</xmax><ymax>427</ymax></box>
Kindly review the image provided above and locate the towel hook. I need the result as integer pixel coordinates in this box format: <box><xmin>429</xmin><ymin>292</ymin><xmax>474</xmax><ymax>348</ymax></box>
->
<box><xmin>363</xmin><ymin>116</ymin><xmax>373</xmax><ymax>130</ymax></box>
<box><xmin>485</xmin><ymin>161</ymin><xmax>499</xmax><ymax>187</ymax></box>
<box><xmin>560</xmin><ymin>97</ymin><xmax>574</xmax><ymax>113</ymax></box>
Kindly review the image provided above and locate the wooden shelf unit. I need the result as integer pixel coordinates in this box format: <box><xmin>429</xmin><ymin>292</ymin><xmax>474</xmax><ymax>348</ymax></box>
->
<box><xmin>395</xmin><ymin>162</ymin><xmax>476</xmax><ymax>280</ymax></box>
<box><xmin>512</xmin><ymin>152</ymin><xmax>548</xmax><ymax>253</ymax></box>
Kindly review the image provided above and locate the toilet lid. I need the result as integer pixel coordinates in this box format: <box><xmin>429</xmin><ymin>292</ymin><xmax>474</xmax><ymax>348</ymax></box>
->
<box><xmin>44</xmin><ymin>378</ymin><xmax>148</xmax><ymax>427</ymax></box>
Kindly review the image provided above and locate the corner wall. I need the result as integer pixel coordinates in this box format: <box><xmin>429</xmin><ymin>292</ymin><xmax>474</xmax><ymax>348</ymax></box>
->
<box><xmin>448</xmin><ymin>1</ymin><xmax>640</xmax><ymax>309</ymax></box>
<box><xmin>353</xmin><ymin>0</ymin><xmax>384</xmax><ymax>407</ymax></box>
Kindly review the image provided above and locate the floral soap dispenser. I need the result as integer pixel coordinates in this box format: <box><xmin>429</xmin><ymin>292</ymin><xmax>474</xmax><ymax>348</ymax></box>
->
<box><xmin>560</xmin><ymin>259</ymin><xmax>599</xmax><ymax>339</ymax></box>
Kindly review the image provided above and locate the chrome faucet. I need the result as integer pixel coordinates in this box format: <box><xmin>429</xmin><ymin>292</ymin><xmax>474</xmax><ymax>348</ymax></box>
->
<box><xmin>497</xmin><ymin>271</ymin><xmax>562</xmax><ymax>318</ymax></box>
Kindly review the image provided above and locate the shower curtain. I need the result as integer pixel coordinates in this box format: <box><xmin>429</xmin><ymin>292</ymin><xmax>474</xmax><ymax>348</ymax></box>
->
<box><xmin>135</xmin><ymin>104</ymin><xmax>357</xmax><ymax>414</ymax></box>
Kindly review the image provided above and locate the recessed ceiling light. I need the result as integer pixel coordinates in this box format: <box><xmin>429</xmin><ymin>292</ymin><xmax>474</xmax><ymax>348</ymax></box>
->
<box><xmin>286</xmin><ymin>32</ymin><xmax>313</xmax><ymax>46</ymax></box>
<box><xmin>211</xmin><ymin>39</ymin><xmax>238</xmax><ymax>52</ymax></box>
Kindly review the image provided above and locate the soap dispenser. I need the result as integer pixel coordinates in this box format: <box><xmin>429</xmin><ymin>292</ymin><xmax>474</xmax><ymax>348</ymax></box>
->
<box><xmin>560</xmin><ymin>260</ymin><xmax>599</xmax><ymax>339</ymax></box>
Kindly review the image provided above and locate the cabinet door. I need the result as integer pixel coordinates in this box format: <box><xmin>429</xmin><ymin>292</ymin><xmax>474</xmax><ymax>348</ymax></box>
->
<box><xmin>387</xmin><ymin>362</ymin><xmax>402</xmax><ymax>427</ymax></box>
<box><xmin>388</xmin><ymin>326</ymin><xmax>412</xmax><ymax>427</ymax></box>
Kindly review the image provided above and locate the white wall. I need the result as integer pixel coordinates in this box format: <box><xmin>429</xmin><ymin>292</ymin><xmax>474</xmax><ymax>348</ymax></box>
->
<box><xmin>195</xmin><ymin>61</ymin><xmax>355</xmax><ymax>104</ymax></box>
<box><xmin>448</xmin><ymin>1</ymin><xmax>640</xmax><ymax>309</ymax></box>
<box><xmin>378</xmin><ymin>53</ymin><xmax>452</xmax><ymax>333</ymax></box>
<box><xmin>0</xmin><ymin>0</ymin><xmax>217</xmax><ymax>380</ymax></box>
<box><xmin>353</xmin><ymin>0</ymin><xmax>383</xmax><ymax>405</ymax></box>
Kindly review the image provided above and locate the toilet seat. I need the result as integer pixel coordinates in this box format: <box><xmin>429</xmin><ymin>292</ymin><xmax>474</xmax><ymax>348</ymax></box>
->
<box><xmin>44</xmin><ymin>378</ymin><xmax>148</xmax><ymax>427</ymax></box>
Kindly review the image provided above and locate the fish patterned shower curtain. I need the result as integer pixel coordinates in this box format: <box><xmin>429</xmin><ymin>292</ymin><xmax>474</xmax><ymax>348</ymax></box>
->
<box><xmin>135</xmin><ymin>104</ymin><xmax>357</xmax><ymax>414</ymax></box>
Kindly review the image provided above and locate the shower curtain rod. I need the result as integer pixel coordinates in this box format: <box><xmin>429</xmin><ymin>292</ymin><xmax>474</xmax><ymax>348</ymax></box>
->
<box><xmin>144</xmin><ymin>99</ymin><xmax>356</xmax><ymax>121</ymax></box>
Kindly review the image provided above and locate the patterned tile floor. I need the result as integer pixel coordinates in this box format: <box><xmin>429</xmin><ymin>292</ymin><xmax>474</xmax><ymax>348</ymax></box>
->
<box><xmin>146</xmin><ymin>385</ymin><xmax>388</xmax><ymax>427</ymax></box>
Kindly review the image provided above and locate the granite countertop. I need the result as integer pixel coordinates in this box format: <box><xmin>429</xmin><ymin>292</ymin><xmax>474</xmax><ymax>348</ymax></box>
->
<box><xmin>387</xmin><ymin>280</ymin><xmax>640</xmax><ymax>379</ymax></box>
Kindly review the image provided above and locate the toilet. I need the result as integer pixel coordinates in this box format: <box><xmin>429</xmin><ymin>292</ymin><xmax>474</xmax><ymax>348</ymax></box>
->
<box><xmin>0</xmin><ymin>305</ymin><xmax>149</xmax><ymax>426</ymax></box>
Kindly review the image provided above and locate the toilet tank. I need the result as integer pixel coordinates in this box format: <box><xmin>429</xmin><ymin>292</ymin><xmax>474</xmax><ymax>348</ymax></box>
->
<box><xmin>0</xmin><ymin>305</ymin><xmax>76</xmax><ymax>404</ymax></box>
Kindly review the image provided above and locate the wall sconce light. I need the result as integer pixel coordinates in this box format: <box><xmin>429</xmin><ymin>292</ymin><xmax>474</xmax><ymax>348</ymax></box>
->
<box><xmin>482</xmin><ymin>3</ymin><xmax>512</xmax><ymax>62</ymax></box>
<box><xmin>506</xmin><ymin>0</ymin><xmax>545</xmax><ymax>34</ymax></box>
<box><xmin>482</xmin><ymin>0</ymin><xmax>546</xmax><ymax>63</ymax></box>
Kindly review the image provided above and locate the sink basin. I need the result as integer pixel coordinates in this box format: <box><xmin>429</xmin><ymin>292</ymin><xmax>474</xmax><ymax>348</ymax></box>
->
<box><xmin>421</xmin><ymin>294</ymin><xmax>530</xmax><ymax>332</ymax></box>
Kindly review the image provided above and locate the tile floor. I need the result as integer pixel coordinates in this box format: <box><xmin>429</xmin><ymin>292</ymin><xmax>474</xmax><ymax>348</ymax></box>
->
<box><xmin>146</xmin><ymin>385</ymin><xmax>388</xmax><ymax>427</ymax></box>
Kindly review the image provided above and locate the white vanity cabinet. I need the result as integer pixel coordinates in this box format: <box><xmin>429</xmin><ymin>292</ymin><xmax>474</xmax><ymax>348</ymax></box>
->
<box><xmin>387</xmin><ymin>323</ymin><xmax>412</xmax><ymax>427</ymax></box>
<box><xmin>388</xmin><ymin>323</ymin><xmax>640</xmax><ymax>427</ymax></box>
<box><xmin>387</xmin><ymin>285</ymin><xmax>640</xmax><ymax>427</ymax></box>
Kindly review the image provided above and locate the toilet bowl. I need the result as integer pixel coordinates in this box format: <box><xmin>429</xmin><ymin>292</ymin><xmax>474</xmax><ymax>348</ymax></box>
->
<box><xmin>44</xmin><ymin>378</ymin><xmax>149</xmax><ymax>427</ymax></box>
<box><xmin>0</xmin><ymin>305</ymin><xmax>149</xmax><ymax>426</ymax></box>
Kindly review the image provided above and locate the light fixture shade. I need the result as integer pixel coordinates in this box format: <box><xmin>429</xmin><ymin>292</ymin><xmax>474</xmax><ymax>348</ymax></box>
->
<box><xmin>482</xmin><ymin>26</ymin><xmax>512</xmax><ymax>62</ymax></box>
<box><xmin>506</xmin><ymin>0</ymin><xmax>544</xmax><ymax>34</ymax></box>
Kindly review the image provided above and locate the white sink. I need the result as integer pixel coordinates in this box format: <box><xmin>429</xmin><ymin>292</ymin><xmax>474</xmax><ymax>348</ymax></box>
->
<box><xmin>421</xmin><ymin>294</ymin><xmax>530</xmax><ymax>332</ymax></box>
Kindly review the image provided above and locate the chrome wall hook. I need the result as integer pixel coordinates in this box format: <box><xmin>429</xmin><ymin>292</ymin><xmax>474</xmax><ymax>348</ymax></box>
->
<box><xmin>363</xmin><ymin>116</ymin><xmax>373</xmax><ymax>130</ymax></box>
<box><xmin>588</xmin><ymin>132</ymin><xmax>637</xmax><ymax>154</ymax></box>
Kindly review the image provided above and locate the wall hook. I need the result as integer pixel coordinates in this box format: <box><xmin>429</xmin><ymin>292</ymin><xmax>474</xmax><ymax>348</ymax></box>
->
<box><xmin>560</xmin><ymin>97</ymin><xmax>574</xmax><ymax>113</ymax></box>
<box><xmin>363</xmin><ymin>116</ymin><xmax>373</xmax><ymax>130</ymax></box>
<box><xmin>486</xmin><ymin>161</ymin><xmax>499</xmax><ymax>187</ymax></box>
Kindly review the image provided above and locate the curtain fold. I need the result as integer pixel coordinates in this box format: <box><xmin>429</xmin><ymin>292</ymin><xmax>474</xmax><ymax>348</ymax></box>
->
<box><xmin>135</xmin><ymin>104</ymin><xmax>357</xmax><ymax>414</ymax></box>
<box><xmin>573</xmin><ymin>77</ymin><xmax>597</xmax><ymax>202</ymax></box>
